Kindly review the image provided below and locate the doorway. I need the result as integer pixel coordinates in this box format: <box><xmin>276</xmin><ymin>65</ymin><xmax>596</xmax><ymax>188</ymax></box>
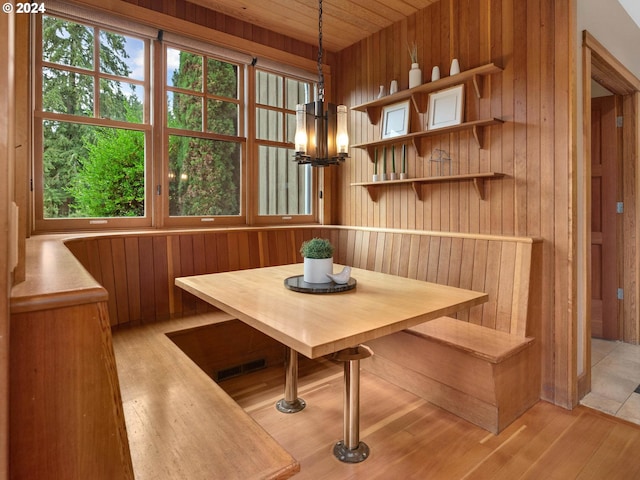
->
<box><xmin>590</xmin><ymin>92</ymin><xmax>621</xmax><ymax>340</ymax></box>
<box><xmin>580</xmin><ymin>31</ymin><xmax>640</xmax><ymax>400</ymax></box>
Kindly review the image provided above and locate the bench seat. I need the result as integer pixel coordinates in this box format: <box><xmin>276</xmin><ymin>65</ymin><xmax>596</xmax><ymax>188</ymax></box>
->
<box><xmin>408</xmin><ymin>316</ymin><xmax>534</xmax><ymax>363</ymax></box>
<box><xmin>111</xmin><ymin>311</ymin><xmax>299</xmax><ymax>480</ymax></box>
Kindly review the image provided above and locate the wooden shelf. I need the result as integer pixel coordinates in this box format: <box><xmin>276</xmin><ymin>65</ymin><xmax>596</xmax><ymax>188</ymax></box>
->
<box><xmin>352</xmin><ymin>63</ymin><xmax>503</xmax><ymax>124</ymax></box>
<box><xmin>351</xmin><ymin>172</ymin><xmax>505</xmax><ymax>202</ymax></box>
<box><xmin>351</xmin><ymin>118</ymin><xmax>504</xmax><ymax>155</ymax></box>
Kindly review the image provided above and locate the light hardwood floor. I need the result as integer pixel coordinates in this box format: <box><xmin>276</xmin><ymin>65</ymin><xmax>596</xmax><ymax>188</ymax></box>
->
<box><xmin>220</xmin><ymin>356</ymin><xmax>640</xmax><ymax>479</ymax></box>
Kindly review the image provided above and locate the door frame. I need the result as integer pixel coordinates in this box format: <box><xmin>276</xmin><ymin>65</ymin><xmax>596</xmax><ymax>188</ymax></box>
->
<box><xmin>580</xmin><ymin>31</ymin><xmax>640</xmax><ymax>397</ymax></box>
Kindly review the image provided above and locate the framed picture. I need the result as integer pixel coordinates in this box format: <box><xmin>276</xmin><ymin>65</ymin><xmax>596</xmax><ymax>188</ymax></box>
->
<box><xmin>426</xmin><ymin>84</ymin><xmax>465</xmax><ymax>130</ymax></box>
<box><xmin>381</xmin><ymin>100</ymin><xmax>411</xmax><ymax>139</ymax></box>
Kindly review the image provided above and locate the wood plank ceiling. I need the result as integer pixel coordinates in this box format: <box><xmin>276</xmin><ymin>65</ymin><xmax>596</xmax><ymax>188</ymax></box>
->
<box><xmin>186</xmin><ymin>0</ymin><xmax>440</xmax><ymax>52</ymax></box>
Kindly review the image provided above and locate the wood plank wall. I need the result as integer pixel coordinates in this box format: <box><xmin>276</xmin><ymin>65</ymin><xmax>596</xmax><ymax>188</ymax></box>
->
<box><xmin>334</xmin><ymin>0</ymin><xmax>575</xmax><ymax>407</ymax></box>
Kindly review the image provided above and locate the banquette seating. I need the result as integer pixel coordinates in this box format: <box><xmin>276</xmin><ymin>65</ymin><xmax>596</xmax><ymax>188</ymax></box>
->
<box><xmin>10</xmin><ymin>225</ymin><xmax>541</xmax><ymax>479</ymax></box>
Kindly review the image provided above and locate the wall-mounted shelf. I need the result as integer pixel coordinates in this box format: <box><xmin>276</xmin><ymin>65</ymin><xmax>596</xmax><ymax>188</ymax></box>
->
<box><xmin>351</xmin><ymin>118</ymin><xmax>504</xmax><ymax>155</ymax></box>
<box><xmin>351</xmin><ymin>172</ymin><xmax>505</xmax><ymax>202</ymax></box>
<box><xmin>351</xmin><ymin>62</ymin><xmax>503</xmax><ymax>124</ymax></box>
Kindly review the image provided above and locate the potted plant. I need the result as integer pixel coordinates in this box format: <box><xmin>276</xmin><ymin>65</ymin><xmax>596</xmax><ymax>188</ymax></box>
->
<box><xmin>300</xmin><ymin>237</ymin><xmax>334</xmax><ymax>283</ymax></box>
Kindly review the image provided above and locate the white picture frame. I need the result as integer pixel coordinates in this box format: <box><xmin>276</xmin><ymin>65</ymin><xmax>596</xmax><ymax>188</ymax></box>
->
<box><xmin>381</xmin><ymin>100</ymin><xmax>411</xmax><ymax>139</ymax></box>
<box><xmin>426</xmin><ymin>84</ymin><xmax>465</xmax><ymax>130</ymax></box>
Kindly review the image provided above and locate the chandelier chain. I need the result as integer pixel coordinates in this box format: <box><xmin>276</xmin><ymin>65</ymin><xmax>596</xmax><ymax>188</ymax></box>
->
<box><xmin>317</xmin><ymin>0</ymin><xmax>325</xmax><ymax>101</ymax></box>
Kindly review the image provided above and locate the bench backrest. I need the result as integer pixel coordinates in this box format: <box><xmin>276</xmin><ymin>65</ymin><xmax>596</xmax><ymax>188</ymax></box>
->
<box><xmin>65</xmin><ymin>227</ymin><xmax>541</xmax><ymax>338</ymax></box>
<box><xmin>327</xmin><ymin>228</ymin><xmax>541</xmax><ymax>338</ymax></box>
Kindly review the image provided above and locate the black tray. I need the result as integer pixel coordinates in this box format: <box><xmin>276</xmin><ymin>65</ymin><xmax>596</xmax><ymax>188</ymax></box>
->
<box><xmin>284</xmin><ymin>275</ymin><xmax>357</xmax><ymax>294</ymax></box>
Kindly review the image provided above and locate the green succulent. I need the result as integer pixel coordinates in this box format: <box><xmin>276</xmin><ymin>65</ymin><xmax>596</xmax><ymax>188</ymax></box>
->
<box><xmin>300</xmin><ymin>237</ymin><xmax>334</xmax><ymax>259</ymax></box>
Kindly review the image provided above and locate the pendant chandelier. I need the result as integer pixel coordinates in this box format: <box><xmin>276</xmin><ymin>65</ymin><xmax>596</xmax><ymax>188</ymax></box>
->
<box><xmin>294</xmin><ymin>0</ymin><xmax>349</xmax><ymax>167</ymax></box>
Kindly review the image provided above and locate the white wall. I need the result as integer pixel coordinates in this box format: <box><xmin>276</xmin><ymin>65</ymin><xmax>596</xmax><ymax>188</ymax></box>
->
<box><xmin>575</xmin><ymin>0</ymin><xmax>640</xmax><ymax>379</ymax></box>
<box><xmin>578</xmin><ymin>0</ymin><xmax>640</xmax><ymax>78</ymax></box>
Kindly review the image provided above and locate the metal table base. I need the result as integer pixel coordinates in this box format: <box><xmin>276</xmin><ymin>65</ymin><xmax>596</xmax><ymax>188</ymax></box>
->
<box><xmin>276</xmin><ymin>347</ymin><xmax>306</xmax><ymax>413</ymax></box>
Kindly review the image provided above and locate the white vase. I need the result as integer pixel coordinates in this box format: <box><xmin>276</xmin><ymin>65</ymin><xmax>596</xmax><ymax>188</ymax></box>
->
<box><xmin>303</xmin><ymin>257</ymin><xmax>333</xmax><ymax>283</ymax></box>
<box><xmin>409</xmin><ymin>63</ymin><xmax>422</xmax><ymax>89</ymax></box>
<box><xmin>390</xmin><ymin>80</ymin><xmax>398</xmax><ymax>94</ymax></box>
<box><xmin>450</xmin><ymin>58</ymin><xmax>460</xmax><ymax>75</ymax></box>
<box><xmin>377</xmin><ymin>85</ymin><xmax>385</xmax><ymax>98</ymax></box>
<box><xmin>431</xmin><ymin>66</ymin><xmax>440</xmax><ymax>82</ymax></box>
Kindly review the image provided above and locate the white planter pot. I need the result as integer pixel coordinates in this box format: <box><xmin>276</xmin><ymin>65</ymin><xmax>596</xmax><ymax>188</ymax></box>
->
<box><xmin>303</xmin><ymin>257</ymin><xmax>333</xmax><ymax>283</ymax></box>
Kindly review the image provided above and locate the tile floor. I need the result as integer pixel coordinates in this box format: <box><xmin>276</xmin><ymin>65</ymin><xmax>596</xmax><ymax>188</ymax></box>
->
<box><xmin>580</xmin><ymin>338</ymin><xmax>640</xmax><ymax>426</ymax></box>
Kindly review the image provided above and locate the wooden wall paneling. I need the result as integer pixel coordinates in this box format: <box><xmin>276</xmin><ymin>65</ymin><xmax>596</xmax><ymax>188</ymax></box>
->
<box><xmin>425</xmin><ymin>236</ymin><xmax>440</xmax><ymax>283</ymax></box>
<box><xmin>447</xmin><ymin>236</ymin><xmax>464</xmax><ymax>289</ymax></box>
<box><xmin>482</xmin><ymin>239</ymin><xmax>502</xmax><ymax>329</ymax></box>
<box><xmin>10</xmin><ymin>302</ymin><xmax>134</xmax><ymax>479</ymax></box>
<box><xmin>247</xmin><ymin>230</ymin><xmax>262</xmax><ymax>268</ymax></box>
<box><xmin>152</xmin><ymin>236</ymin><xmax>170</xmax><ymax>320</ymax></box>
<box><xmin>111</xmin><ymin>237</ymin><xmax>131</xmax><ymax>325</ymax></box>
<box><xmin>457</xmin><ymin>237</ymin><xmax>477</xmax><ymax>322</ymax></box>
<box><xmin>225</xmin><ymin>232</ymin><xmax>241</xmax><ymax>271</ymax></box>
<box><xmin>553</xmin><ymin>0</ymin><xmax>575</xmax><ymax>407</ymax></box>
<box><xmin>137</xmin><ymin>236</ymin><xmax>156</xmax><ymax>322</ymax></box>
<box><xmin>215</xmin><ymin>233</ymin><xmax>230</xmax><ymax>272</ymax></box>
<box><xmin>86</xmin><ymin>239</ymin><xmax>103</xmax><ymax>287</ymax></box>
<box><xmin>407</xmin><ymin>234</ymin><xmax>421</xmax><ymax>279</ymax></box>
<box><xmin>513</xmin><ymin>242</ymin><xmax>533</xmax><ymax>337</ymax></box>
<box><xmin>436</xmin><ymin>236</ymin><xmax>452</xmax><ymax>284</ymax></box>
<box><xmin>124</xmin><ymin>237</ymin><xmax>141</xmax><ymax>324</ymax></box>
<box><xmin>98</xmin><ymin>239</ymin><xmax>118</xmax><ymax>326</ymax></box>
<box><xmin>373</xmin><ymin>231</ymin><xmax>385</xmax><ymax>272</ymax></box>
<box><xmin>191</xmin><ymin>234</ymin><xmax>211</xmax><ymax>314</ymax></box>
<box><xmin>495</xmin><ymin>241</ymin><xmax>517</xmax><ymax>332</ymax></box>
<box><xmin>526</xmin><ymin>0</ymin><xmax>542</xmax><ymax>238</ymax></box>
<box><xmin>65</xmin><ymin>240</ymin><xmax>89</xmax><ymax>272</ymax></box>
<box><xmin>178</xmin><ymin>235</ymin><xmax>196</xmax><ymax>315</ymax></box>
<box><xmin>204</xmin><ymin>232</ymin><xmax>220</xmax><ymax>273</ymax></box>
<box><xmin>397</xmin><ymin>233</ymin><xmax>412</xmax><ymax>277</ymax></box>
<box><xmin>491</xmin><ymin>0</ymin><xmax>510</xmax><ymax>234</ymax></box>
<box><xmin>511</xmin><ymin>0</ymin><xmax>528</xmax><ymax>236</ymax></box>
<box><xmin>273</xmin><ymin>229</ymin><xmax>288</xmax><ymax>266</ymax></box>
<box><xmin>414</xmin><ymin>235</ymin><xmax>429</xmax><ymax>281</ymax></box>
<box><xmin>623</xmin><ymin>92</ymin><xmax>639</xmax><ymax>343</ymax></box>
<box><xmin>468</xmin><ymin>239</ymin><xmax>488</xmax><ymax>325</ymax></box>
<box><xmin>355</xmin><ymin>229</ymin><xmax>369</xmax><ymax>269</ymax></box>
<box><xmin>169</xmin><ymin>235</ymin><xmax>184</xmax><ymax>318</ymax></box>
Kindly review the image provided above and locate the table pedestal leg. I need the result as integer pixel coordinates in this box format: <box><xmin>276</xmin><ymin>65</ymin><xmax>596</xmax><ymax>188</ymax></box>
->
<box><xmin>333</xmin><ymin>345</ymin><xmax>373</xmax><ymax>463</ymax></box>
<box><xmin>276</xmin><ymin>347</ymin><xmax>306</xmax><ymax>413</ymax></box>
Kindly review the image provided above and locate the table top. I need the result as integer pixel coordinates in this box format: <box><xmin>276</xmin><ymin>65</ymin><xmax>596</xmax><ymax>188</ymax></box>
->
<box><xmin>175</xmin><ymin>264</ymin><xmax>488</xmax><ymax>359</ymax></box>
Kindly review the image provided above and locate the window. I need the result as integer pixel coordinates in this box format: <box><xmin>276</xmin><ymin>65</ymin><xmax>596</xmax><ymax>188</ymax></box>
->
<box><xmin>255</xmin><ymin>70</ymin><xmax>314</xmax><ymax>219</ymax></box>
<box><xmin>35</xmin><ymin>14</ymin><xmax>151</xmax><ymax>229</ymax></box>
<box><xmin>165</xmin><ymin>46</ymin><xmax>243</xmax><ymax>222</ymax></box>
<box><xmin>33</xmin><ymin>10</ymin><xmax>318</xmax><ymax>231</ymax></box>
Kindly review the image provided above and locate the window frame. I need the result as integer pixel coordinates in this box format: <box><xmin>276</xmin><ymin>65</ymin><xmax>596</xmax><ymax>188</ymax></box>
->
<box><xmin>160</xmin><ymin>41</ymin><xmax>247</xmax><ymax>227</ymax></box>
<box><xmin>33</xmin><ymin>12</ymin><xmax>153</xmax><ymax>231</ymax></box>
<box><xmin>249</xmin><ymin>66</ymin><xmax>317</xmax><ymax>225</ymax></box>
<box><xmin>31</xmin><ymin>8</ymin><xmax>321</xmax><ymax>233</ymax></box>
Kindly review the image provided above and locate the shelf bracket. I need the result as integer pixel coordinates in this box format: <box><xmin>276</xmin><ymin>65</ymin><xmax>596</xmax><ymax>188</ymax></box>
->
<box><xmin>472</xmin><ymin>125</ymin><xmax>484</xmax><ymax>149</ymax></box>
<box><xmin>365</xmin><ymin>185</ymin><xmax>379</xmax><ymax>202</ymax></box>
<box><xmin>411</xmin><ymin>181</ymin><xmax>424</xmax><ymax>201</ymax></box>
<box><xmin>411</xmin><ymin>92</ymin><xmax>429</xmax><ymax>114</ymax></box>
<box><xmin>472</xmin><ymin>178</ymin><xmax>485</xmax><ymax>200</ymax></box>
<box><xmin>366</xmin><ymin>106</ymin><xmax>382</xmax><ymax>125</ymax></box>
<box><xmin>472</xmin><ymin>74</ymin><xmax>483</xmax><ymax>98</ymax></box>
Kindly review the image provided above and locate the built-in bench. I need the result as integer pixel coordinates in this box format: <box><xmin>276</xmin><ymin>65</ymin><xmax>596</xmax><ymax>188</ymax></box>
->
<box><xmin>332</xmin><ymin>228</ymin><xmax>543</xmax><ymax>434</ymax></box>
<box><xmin>65</xmin><ymin>226</ymin><xmax>541</xmax><ymax>436</ymax></box>
<box><xmin>10</xmin><ymin>233</ymin><xmax>301</xmax><ymax>480</ymax></box>
<box><xmin>11</xmin><ymin>226</ymin><xmax>541</xmax><ymax>478</ymax></box>
<box><xmin>111</xmin><ymin>311</ymin><xmax>298</xmax><ymax>480</ymax></box>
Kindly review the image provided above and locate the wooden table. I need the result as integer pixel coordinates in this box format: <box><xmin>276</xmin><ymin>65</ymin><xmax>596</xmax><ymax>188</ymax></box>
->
<box><xmin>176</xmin><ymin>264</ymin><xmax>487</xmax><ymax>463</ymax></box>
